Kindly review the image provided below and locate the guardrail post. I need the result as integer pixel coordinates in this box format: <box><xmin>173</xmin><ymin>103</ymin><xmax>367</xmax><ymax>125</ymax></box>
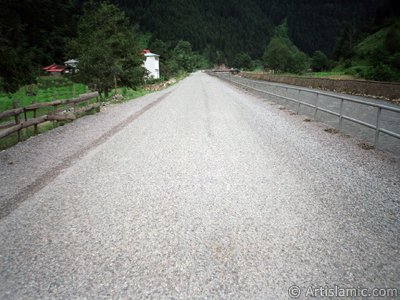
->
<box><xmin>314</xmin><ymin>93</ymin><xmax>319</xmax><ymax>120</ymax></box>
<box><xmin>375</xmin><ymin>107</ymin><xmax>382</xmax><ymax>148</ymax></box>
<box><xmin>339</xmin><ymin>98</ymin><xmax>344</xmax><ymax>130</ymax></box>
<box><xmin>297</xmin><ymin>90</ymin><xmax>301</xmax><ymax>113</ymax></box>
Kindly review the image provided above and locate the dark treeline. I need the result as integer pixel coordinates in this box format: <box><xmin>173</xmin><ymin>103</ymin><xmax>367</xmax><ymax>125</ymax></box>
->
<box><xmin>0</xmin><ymin>0</ymin><xmax>399</xmax><ymax>92</ymax></box>
<box><xmin>0</xmin><ymin>0</ymin><xmax>80</xmax><ymax>92</ymax></box>
<box><xmin>114</xmin><ymin>0</ymin><xmax>384</xmax><ymax>60</ymax></box>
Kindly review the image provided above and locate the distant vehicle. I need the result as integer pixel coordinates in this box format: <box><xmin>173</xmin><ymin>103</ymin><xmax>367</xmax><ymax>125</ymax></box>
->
<box><xmin>229</xmin><ymin>68</ymin><xmax>240</xmax><ymax>75</ymax></box>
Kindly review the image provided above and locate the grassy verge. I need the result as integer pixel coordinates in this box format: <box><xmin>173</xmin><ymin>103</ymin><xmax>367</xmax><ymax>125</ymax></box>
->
<box><xmin>0</xmin><ymin>78</ymin><xmax>87</xmax><ymax>113</ymax></box>
<box><xmin>0</xmin><ymin>74</ymin><xmax>186</xmax><ymax>150</ymax></box>
<box><xmin>118</xmin><ymin>87</ymin><xmax>150</xmax><ymax>101</ymax></box>
<box><xmin>303</xmin><ymin>71</ymin><xmax>349</xmax><ymax>79</ymax></box>
<box><xmin>255</xmin><ymin>71</ymin><xmax>355</xmax><ymax>80</ymax></box>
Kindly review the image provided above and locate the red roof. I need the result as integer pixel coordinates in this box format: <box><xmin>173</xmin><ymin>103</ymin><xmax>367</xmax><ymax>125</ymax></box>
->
<box><xmin>42</xmin><ymin>64</ymin><xmax>65</xmax><ymax>72</ymax></box>
<box><xmin>42</xmin><ymin>64</ymin><xmax>57</xmax><ymax>71</ymax></box>
<box><xmin>143</xmin><ymin>49</ymin><xmax>151</xmax><ymax>54</ymax></box>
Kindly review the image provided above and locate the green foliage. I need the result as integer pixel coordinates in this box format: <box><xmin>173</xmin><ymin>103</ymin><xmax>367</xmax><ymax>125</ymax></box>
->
<box><xmin>0</xmin><ymin>0</ymin><xmax>396</xmax><ymax>91</ymax></box>
<box><xmin>144</xmin><ymin>37</ymin><xmax>210</xmax><ymax>78</ymax></box>
<box><xmin>311</xmin><ymin>51</ymin><xmax>330</xmax><ymax>72</ymax></box>
<box><xmin>114</xmin><ymin>0</ymin><xmax>383</xmax><ymax>61</ymax></box>
<box><xmin>233</xmin><ymin>53</ymin><xmax>252</xmax><ymax>70</ymax></box>
<box><xmin>68</xmin><ymin>2</ymin><xmax>146</xmax><ymax>98</ymax></box>
<box><xmin>262</xmin><ymin>21</ymin><xmax>310</xmax><ymax>74</ymax></box>
<box><xmin>37</xmin><ymin>77</ymin><xmax>74</xmax><ymax>89</ymax></box>
<box><xmin>289</xmin><ymin>51</ymin><xmax>310</xmax><ymax>74</ymax></box>
<box><xmin>0</xmin><ymin>81</ymin><xmax>87</xmax><ymax>113</ymax></box>
<box><xmin>173</xmin><ymin>41</ymin><xmax>195</xmax><ymax>72</ymax></box>
<box><xmin>304</xmin><ymin>71</ymin><xmax>347</xmax><ymax>78</ymax></box>
<box><xmin>333</xmin><ymin>24</ymin><xmax>355</xmax><ymax>60</ymax></box>
<box><xmin>115</xmin><ymin>0</ymin><xmax>274</xmax><ymax>63</ymax></box>
<box><xmin>192</xmin><ymin>53</ymin><xmax>211</xmax><ymax>70</ymax></box>
<box><xmin>263</xmin><ymin>37</ymin><xmax>292</xmax><ymax>72</ymax></box>
<box><xmin>0</xmin><ymin>0</ymin><xmax>78</xmax><ymax>93</ymax></box>
<box><xmin>364</xmin><ymin>64</ymin><xmax>397</xmax><ymax>81</ymax></box>
<box><xmin>342</xmin><ymin>19</ymin><xmax>400</xmax><ymax>81</ymax></box>
<box><xmin>136</xmin><ymin>32</ymin><xmax>153</xmax><ymax>50</ymax></box>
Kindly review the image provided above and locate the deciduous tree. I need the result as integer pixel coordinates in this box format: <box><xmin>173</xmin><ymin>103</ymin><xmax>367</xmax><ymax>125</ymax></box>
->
<box><xmin>69</xmin><ymin>2</ymin><xmax>145</xmax><ymax>98</ymax></box>
<box><xmin>311</xmin><ymin>50</ymin><xmax>330</xmax><ymax>72</ymax></box>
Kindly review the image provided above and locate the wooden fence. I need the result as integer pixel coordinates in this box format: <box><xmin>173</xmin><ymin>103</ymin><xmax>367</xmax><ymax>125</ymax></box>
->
<box><xmin>0</xmin><ymin>92</ymin><xmax>99</xmax><ymax>142</ymax></box>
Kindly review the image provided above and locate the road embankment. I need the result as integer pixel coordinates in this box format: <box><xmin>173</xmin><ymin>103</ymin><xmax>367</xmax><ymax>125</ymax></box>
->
<box><xmin>240</xmin><ymin>71</ymin><xmax>400</xmax><ymax>103</ymax></box>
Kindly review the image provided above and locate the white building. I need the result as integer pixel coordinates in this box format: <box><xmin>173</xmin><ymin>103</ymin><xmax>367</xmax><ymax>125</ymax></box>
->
<box><xmin>143</xmin><ymin>50</ymin><xmax>160</xmax><ymax>79</ymax></box>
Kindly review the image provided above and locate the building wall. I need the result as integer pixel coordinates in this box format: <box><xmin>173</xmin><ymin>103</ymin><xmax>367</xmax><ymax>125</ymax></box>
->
<box><xmin>144</xmin><ymin>56</ymin><xmax>160</xmax><ymax>79</ymax></box>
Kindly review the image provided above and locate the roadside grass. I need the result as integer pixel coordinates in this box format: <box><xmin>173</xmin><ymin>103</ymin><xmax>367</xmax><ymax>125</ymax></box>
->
<box><xmin>243</xmin><ymin>70</ymin><xmax>356</xmax><ymax>80</ymax></box>
<box><xmin>0</xmin><ymin>77</ymin><xmax>91</xmax><ymax>150</ymax></box>
<box><xmin>304</xmin><ymin>71</ymin><xmax>347</xmax><ymax>78</ymax></box>
<box><xmin>118</xmin><ymin>87</ymin><xmax>150</xmax><ymax>102</ymax></box>
<box><xmin>0</xmin><ymin>74</ymin><xmax>184</xmax><ymax>150</ymax></box>
<box><xmin>0</xmin><ymin>81</ymin><xmax>87</xmax><ymax>112</ymax></box>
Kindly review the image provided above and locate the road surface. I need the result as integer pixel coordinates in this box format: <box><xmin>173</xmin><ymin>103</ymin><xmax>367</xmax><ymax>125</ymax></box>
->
<box><xmin>214</xmin><ymin>73</ymin><xmax>400</xmax><ymax>156</ymax></box>
<box><xmin>0</xmin><ymin>72</ymin><xmax>399</xmax><ymax>299</ymax></box>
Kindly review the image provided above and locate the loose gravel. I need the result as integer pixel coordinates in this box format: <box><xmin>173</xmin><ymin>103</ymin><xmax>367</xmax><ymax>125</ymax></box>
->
<box><xmin>0</xmin><ymin>87</ymin><xmax>176</xmax><ymax>218</ymax></box>
<box><xmin>0</xmin><ymin>72</ymin><xmax>399</xmax><ymax>299</ymax></box>
<box><xmin>214</xmin><ymin>73</ymin><xmax>400</xmax><ymax>156</ymax></box>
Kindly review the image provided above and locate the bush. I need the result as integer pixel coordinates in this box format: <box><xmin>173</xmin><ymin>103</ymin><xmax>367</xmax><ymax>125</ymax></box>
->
<box><xmin>364</xmin><ymin>64</ymin><xmax>397</xmax><ymax>81</ymax></box>
<box><xmin>290</xmin><ymin>51</ymin><xmax>310</xmax><ymax>74</ymax></box>
<box><xmin>25</xmin><ymin>84</ymin><xmax>39</xmax><ymax>96</ymax></box>
<box><xmin>311</xmin><ymin>51</ymin><xmax>330</xmax><ymax>72</ymax></box>
<box><xmin>37</xmin><ymin>77</ymin><xmax>73</xmax><ymax>89</ymax></box>
<box><xmin>232</xmin><ymin>52</ymin><xmax>252</xmax><ymax>70</ymax></box>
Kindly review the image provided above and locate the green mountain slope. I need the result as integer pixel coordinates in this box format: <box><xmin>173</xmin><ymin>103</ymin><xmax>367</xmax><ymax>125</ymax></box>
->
<box><xmin>350</xmin><ymin>20</ymin><xmax>400</xmax><ymax>81</ymax></box>
<box><xmin>113</xmin><ymin>0</ymin><xmax>380</xmax><ymax>61</ymax></box>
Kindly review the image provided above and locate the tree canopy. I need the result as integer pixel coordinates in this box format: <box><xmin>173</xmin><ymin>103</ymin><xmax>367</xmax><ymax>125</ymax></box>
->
<box><xmin>263</xmin><ymin>21</ymin><xmax>310</xmax><ymax>74</ymax></box>
<box><xmin>68</xmin><ymin>2</ymin><xmax>145</xmax><ymax>97</ymax></box>
<box><xmin>311</xmin><ymin>51</ymin><xmax>330</xmax><ymax>72</ymax></box>
<box><xmin>0</xmin><ymin>0</ymin><xmax>399</xmax><ymax>93</ymax></box>
<box><xmin>0</xmin><ymin>0</ymin><xmax>77</xmax><ymax>92</ymax></box>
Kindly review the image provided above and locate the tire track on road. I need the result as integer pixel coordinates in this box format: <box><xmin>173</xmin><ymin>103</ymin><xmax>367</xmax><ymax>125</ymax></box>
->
<box><xmin>0</xmin><ymin>90</ymin><xmax>173</xmax><ymax>219</ymax></box>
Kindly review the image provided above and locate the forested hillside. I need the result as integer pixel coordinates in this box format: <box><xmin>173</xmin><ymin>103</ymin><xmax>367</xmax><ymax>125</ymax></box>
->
<box><xmin>0</xmin><ymin>0</ymin><xmax>399</xmax><ymax>93</ymax></box>
<box><xmin>114</xmin><ymin>0</ymin><xmax>382</xmax><ymax>59</ymax></box>
<box><xmin>0</xmin><ymin>0</ymin><xmax>80</xmax><ymax>92</ymax></box>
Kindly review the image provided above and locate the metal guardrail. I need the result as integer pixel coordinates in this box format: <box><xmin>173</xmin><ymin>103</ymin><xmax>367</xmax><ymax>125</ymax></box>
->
<box><xmin>212</xmin><ymin>73</ymin><xmax>400</xmax><ymax>150</ymax></box>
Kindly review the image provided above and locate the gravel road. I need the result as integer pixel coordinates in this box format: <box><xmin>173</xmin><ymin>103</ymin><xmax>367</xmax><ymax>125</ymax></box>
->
<box><xmin>214</xmin><ymin>73</ymin><xmax>400</xmax><ymax>156</ymax></box>
<box><xmin>0</xmin><ymin>72</ymin><xmax>399</xmax><ymax>299</ymax></box>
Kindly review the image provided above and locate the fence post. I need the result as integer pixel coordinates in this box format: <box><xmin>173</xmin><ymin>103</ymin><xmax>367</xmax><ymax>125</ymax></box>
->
<box><xmin>375</xmin><ymin>107</ymin><xmax>382</xmax><ymax>148</ymax></box>
<box><xmin>12</xmin><ymin>100</ymin><xmax>21</xmax><ymax>142</ymax></box>
<box><xmin>53</xmin><ymin>102</ymin><xmax>59</xmax><ymax>128</ymax></box>
<box><xmin>31</xmin><ymin>100</ymin><xmax>39</xmax><ymax>135</ymax></box>
<box><xmin>23</xmin><ymin>104</ymin><xmax>27</xmax><ymax>140</ymax></box>
<box><xmin>96</xmin><ymin>92</ymin><xmax>101</xmax><ymax>112</ymax></box>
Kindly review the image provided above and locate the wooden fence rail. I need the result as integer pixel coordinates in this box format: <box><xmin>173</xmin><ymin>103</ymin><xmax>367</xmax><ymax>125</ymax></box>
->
<box><xmin>0</xmin><ymin>91</ymin><xmax>99</xmax><ymax>141</ymax></box>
